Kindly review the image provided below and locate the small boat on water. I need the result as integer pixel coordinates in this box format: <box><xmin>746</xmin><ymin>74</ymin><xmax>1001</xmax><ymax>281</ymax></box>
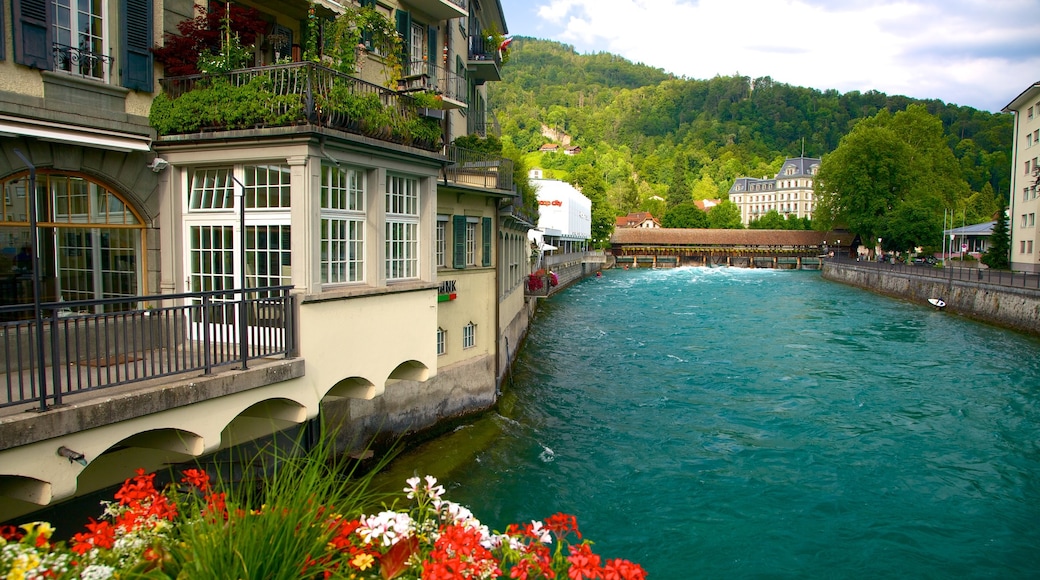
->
<box><xmin>928</xmin><ymin>298</ymin><xmax>946</xmax><ymax>309</ymax></box>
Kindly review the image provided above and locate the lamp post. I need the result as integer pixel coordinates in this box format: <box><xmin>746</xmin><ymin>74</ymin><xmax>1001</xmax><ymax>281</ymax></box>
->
<box><xmin>13</xmin><ymin>149</ymin><xmax>49</xmax><ymax>411</ymax></box>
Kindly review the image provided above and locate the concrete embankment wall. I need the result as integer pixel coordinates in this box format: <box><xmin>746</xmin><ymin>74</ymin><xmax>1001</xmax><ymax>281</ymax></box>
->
<box><xmin>822</xmin><ymin>262</ymin><xmax>1040</xmax><ymax>336</ymax></box>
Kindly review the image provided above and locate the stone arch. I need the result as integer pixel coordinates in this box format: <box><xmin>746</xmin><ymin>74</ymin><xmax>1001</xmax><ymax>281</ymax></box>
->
<box><xmin>326</xmin><ymin>376</ymin><xmax>378</xmax><ymax>400</ymax></box>
<box><xmin>387</xmin><ymin>359</ymin><xmax>429</xmax><ymax>383</ymax></box>
<box><xmin>0</xmin><ymin>474</ymin><xmax>52</xmax><ymax>506</ymax></box>
<box><xmin>221</xmin><ymin>397</ymin><xmax>310</xmax><ymax>448</ymax></box>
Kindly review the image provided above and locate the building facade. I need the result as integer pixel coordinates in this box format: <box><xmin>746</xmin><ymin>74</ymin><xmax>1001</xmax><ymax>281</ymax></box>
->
<box><xmin>1003</xmin><ymin>82</ymin><xmax>1040</xmax><ymax>273</ymax></box>
<box><xmin>0</xmin><ymin>0</ymin><xmax>532</xmax><ymax>519</ymax></box>
<box><xmin>728</xmin><ymin>157</ymin><xmax>821</xmax><ymax>226</ymax></box>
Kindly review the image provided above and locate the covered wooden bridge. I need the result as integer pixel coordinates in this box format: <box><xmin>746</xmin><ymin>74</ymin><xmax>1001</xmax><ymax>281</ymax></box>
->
<box><xmin>610</xmin><ymin>229</ymin><xmax>844</xmax><ymax>269</ymax></box>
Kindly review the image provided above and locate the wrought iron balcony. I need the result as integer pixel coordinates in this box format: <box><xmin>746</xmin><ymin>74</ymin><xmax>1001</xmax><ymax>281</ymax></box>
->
<box><xmin>155</xmin><ymin>62</ymin><xmax>444</xmax><ymax>151</ymax></box>
<box><xmin>0</xmin><ymin>287</ymin><xmax>295</xmax><ymax>411</ymax></box>
<box><xmin>52</xmin><ymin>43</ymin><xmax>112</xmax><ymax>81</ymax></box>
<box><xmin>443</xmin><ymin>144</ymin><xmax>514</xmax><ymax>193</ymax></box>
<box><xmin>467</xmin><ymin>35</ymin><xmax>502</xmax><ymax>82</ymax></box>
<box><xmin>399</xmin><ymin>60</ymin><xmax>469</xmax><ymax>109</ymax></box>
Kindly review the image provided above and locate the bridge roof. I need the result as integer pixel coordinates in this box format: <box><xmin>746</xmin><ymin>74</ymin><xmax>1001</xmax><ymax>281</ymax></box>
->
<box><xmin>611</xmin><ymin>228</ymin><xmax>827</xmax><ymax>246</ymax></box>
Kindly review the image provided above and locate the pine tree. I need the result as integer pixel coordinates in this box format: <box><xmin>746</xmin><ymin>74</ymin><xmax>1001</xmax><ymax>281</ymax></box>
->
<box><xmin>982</xmin><ymin>203</ymin><xmax>1010</xmax><ymax>270</ymax></box>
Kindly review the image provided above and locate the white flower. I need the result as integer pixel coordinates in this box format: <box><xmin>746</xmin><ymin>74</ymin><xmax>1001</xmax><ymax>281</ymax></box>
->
<box><xmin>528</xmin><ymin>520</ymin><xmax>552</xmax><ymax>544</ymax></box>
<box><xmin>358</xmin><ymin>510</ymin><xmax>414</xmax><ymax>547</ymax></box>
<box><xmin>80</xmin><ymin>564</ymin><xmax>116</xmax><ymax>580</ymax></box>
<box><xmin>404</xmin><ymin>475</ymin><xmax>445</xmax><ymax>502</ymax></box>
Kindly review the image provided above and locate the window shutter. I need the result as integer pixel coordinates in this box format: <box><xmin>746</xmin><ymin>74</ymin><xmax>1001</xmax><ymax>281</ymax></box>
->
<box><xmin>395</xmin><ymin>10</ymin><xmax>411</xmax><ymax>74</ymax></box>
<box><xmin>13</xmin><ymin>0</ymin><xmax>52</xmax><ymax>70</ymax></box>
<box><xmin>452</xmin><ymin>215</ymin><xmax>467</xmax><ymax>269</ymax></box>
<box><xmin>481</xmin><ymin>217</ymin><xmax>492</xmax><ymax>266</ymax></box>
<box><xmin>121</xmin><ymin>0</ymin><xmax>153</xmax><ymax>91</ymax></box>
<box><xmin>427</xmin><ymin>25</ymin><xmax>437</xmax><ymax>80</ymax></box>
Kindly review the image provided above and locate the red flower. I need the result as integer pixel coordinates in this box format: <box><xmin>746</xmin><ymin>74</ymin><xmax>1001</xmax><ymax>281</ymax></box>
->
<box><xmin>70</xmin><ymin>519</ymin><xmax>116</xmax><ymax>554</ymax></box>
<box><xmin>544</xmin><ymin>513</ymin><xmax>582</xmax><ymax>541</ymax></box>
<box><xmin>602</xmin><ymin>559</ymin><xmax>646</xmax><ymax>580</ymax></box>
<box><xmin>0</xmin><ymin>525</ymin><xmax>24</xmax><ymax>541</ymax></box>
<box><xmin>181</xmin><ymin>468</ymin><xmax>211</xmax><ymax>492</ymax></box>
<box><xmin>380</xmin><ymin>535</ymin><xmax>419</xmax><ymax>579</ymax></box>
<box><xmin>566</xmin><ymin>544</ymin><xmax>602</xmax><ymax>580</ymax></box>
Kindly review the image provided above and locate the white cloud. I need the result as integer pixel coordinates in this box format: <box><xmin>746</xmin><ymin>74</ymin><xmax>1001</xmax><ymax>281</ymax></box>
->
<box><xmin>509</xmin><ymin>0</ymin><xmax>1040</xmax><ymax>111</ymax></box>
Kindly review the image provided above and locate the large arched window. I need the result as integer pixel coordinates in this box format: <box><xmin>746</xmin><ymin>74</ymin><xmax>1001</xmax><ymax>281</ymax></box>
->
<box><xmin>1</xmin><ymin>171</ymin><xmax>145</xmax><ymax>309</ymax></box>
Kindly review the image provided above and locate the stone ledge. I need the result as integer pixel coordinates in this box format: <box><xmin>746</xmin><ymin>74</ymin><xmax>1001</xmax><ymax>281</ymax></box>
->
<box><xmin>0</xmin><ymin>358</ymin><xmax>305</xmax><ymax>450</ymax></box>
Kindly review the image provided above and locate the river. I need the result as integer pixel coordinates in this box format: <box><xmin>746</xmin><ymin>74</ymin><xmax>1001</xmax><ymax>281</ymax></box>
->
<box><xmin>381</xmin><ymin>267</ymin><xmax>1040</xmax><ymax>578</ymax></box>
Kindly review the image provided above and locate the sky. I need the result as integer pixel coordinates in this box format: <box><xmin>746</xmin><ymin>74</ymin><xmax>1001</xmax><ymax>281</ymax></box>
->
<box><xmin>496</xmin><ymin>0</ymin><xmax>1040</xmax><ymax>113</ymax></box>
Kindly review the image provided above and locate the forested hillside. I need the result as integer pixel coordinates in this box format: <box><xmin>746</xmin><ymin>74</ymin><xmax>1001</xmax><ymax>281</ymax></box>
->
<box><xmin>490</xmin><ymin>37</ymin><xmax>1012</xmax><ymax>234</ymax></box>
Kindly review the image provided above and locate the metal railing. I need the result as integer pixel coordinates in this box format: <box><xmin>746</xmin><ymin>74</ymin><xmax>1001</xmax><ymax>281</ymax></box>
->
<box><xmin>443</xmin><ymin>144</ymin><xmax>514</xmax><ymax>191</ymax></box>
<box><xmin>828</xmin><ymin>256</ymin><xmax>1040</xmax><ymax>290</ymax></box>
<box><xmin>158</xmin><ymin>62</ymin><xmax>443</xmax><ymax>151</ymax></box>
<box><xmin>468</xmin><ymin>34</ymin><xmax>502</xmax><ymax>69</ymax></box>
<box><xmin>1</xmin><ymin>287</ymin><xmax>295</xmax><ymax>411</ymax></box>
<box><xmin>52</xmin><ymin>43</ymin><xmax>112</xmax><ymax>81</ymax></box>
<box><xmin>400</xmin><ymin>60</ymin><xmax>468</xmax><ymax>106</ymax></box>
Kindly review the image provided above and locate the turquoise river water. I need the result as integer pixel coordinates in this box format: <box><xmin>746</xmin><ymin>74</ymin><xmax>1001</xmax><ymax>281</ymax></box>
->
<box><xmin>385</xmin><ymin>267</ymin><xmax>1040</xmax><ymax>578</ymax></box>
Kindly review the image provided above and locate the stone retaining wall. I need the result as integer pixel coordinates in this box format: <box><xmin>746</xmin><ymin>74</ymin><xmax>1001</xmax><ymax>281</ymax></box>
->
<box><xmin>822</xmin><ymin>262</ymin><xmax>1040</xmax><ymax>336</ymax></box>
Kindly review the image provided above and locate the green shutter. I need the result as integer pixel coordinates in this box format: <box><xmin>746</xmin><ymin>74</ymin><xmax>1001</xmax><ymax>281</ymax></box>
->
<box><xmin>0</xmin><ymin>0</ymin><xmax>5</xmax><ymax>60</ymax></box>
<box><xmin>395</xmin><ymin>10</ymin><xmax>411</xmax><ymax>74</ymax></box>
<box><xmin>360</xmin><ymin>0</ymin><xmax>375</xmax><ymax>49</ymax></box>
<box><xmin>121</xmin><ymin>0</ymin><xmax>153</xmax><ymax>91</ymax></box>
<box><xmin>482</xmin><ymin>217</ymin><xmax>492</xmax><ymax>266</ymax></box>
<box><xmin>427</xmin><ymin>25</ymin><xmax>438</xmax><ymax>81</ymax></box>
<box><xmin>452</xmin><ymin>215</ymin><xmax>467</xmax><ymax>269</ymax></box>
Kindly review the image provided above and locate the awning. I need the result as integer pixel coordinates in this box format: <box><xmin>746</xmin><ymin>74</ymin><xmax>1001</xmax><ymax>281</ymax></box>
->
<box><xmin>0</xmin><ymin>116</ymin><xmax>151</xmax><ymax>152</ymax></box>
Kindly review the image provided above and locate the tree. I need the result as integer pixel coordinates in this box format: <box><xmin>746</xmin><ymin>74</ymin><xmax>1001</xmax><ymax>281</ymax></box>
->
<box><xmin>666</xmin><ymin>154</ymin><xmax>689</xmax><ymax>207</ymax></box>
<box><xmin>152</xmin><ymin>4</ymin><xmax>269</xmax><ymax>76</ymax></box>
<box><xmin>707</xmin><ymin>200</ymin><xmax>743</xmax><ymax>229</ymax></box>
<box><xmin>749</xmin><ymin>209</ymin><xmax>784</xmax><ymax>229</ymax></box>
<box><xmin>982</xmin><ymin>203</ymin><xmax>1010</xmax><ymax>270</ymax></box>
<box><xmin>814</xmin><ymin>105</ymin><xmax>970</xmax><ymax>244</ymax></box>
<box><xmin>662</xmin><ymin>202</ymin><xmax>708</xmax><ymax>228</ymax></box>
<box><xmin>567</xmin><ymin>165</ymin><xmax>614</xmax><ymax>245</ymax></box>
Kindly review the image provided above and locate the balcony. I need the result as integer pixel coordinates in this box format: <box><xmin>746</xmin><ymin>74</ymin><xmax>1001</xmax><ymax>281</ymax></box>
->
<box><xmin>402</xmin><ymin>0</ymin><xmax>468</xmax><ymax>21</ymax></box>
<box><xmin>154</xmin><ymin>62</ymin><xmax>444</xmax><ymax>151</ymax></box>
<box><xmin>398</xmin><ymin>61</ymin><xmax>469</xmax><ymax>109</ymax></box>
<box><xmin>1</xmin><ymin>287</ymin><xmax>295</xmax><ymax>411</ymax></box>
<box><xmin>443</xmin><ymin>144</ymin><xmax>514</xmax><ymax>193</ymax></box>
<box><xmin>467</xmin><ymin>35</ymin><xmax>502</xmax><ymax>83</ymax></box>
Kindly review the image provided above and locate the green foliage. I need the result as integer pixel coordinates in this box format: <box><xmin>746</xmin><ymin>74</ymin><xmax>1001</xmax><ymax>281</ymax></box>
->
<box><xmin>149</xmin><ymin>76</ymin><xmax>303</xmax><ymax>135</ymax></box>
<box><xmin>489</xmin><ymin>38</ymin><xmax>1011</xmax><ymax>238</ymax></box>
<box><xmin>566</xmin><ymin>165</ymin><xmax>615</xmax><ymax>244</ymax></box>
<box><xmin>707</xmin><ymin>200</ymin><xmax>743</xmax><ymax>229</ymax></box>
<box><xmin>982</xmin><ymin>203</ymin><xmax>1010</xmax><ymax>269</ymax></box>
<box><xmin>662</xmin><ymin>202</ymin><xmax>708</xmax><ymax>228</ymax></box>
<box><xmin>304</xmin><ymin>3</ymin><xmax>402</xmax><ymax>84</ymax></box>
<box><xmin>453</xmin><ymin>133</ymin><xmax>504</xmax><ymax>155</ymax></box>
<box><xmin>815</xmin><ymin>105</ymin><xmax>970</xmax><ymax>248</ymax></box>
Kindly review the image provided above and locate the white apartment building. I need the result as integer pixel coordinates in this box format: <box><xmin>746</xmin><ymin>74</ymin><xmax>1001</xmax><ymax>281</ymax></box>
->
<box><xmin>1004</xmin><ymin>82</ymin><xmax>1040</xmax><ymax>273</ymax></box>
<box><xmin>728</xmin><ymin>157</ymin><xmax>821</xmax><ymax>226</ymax></box>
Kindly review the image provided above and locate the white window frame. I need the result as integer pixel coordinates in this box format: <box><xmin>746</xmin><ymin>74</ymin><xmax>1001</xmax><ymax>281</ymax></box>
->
<box><xmin>436</xmin><ymin>215</ymin><xmax>449</xmax><ymax>268</ymax></box>
<box><xmin>466</xmin><ymin>218</ymin><xmax>478</xmax><ymax>266</ymax></box>
<box><xmin>184</xmin><ymin>164</ymin><xmax>292</xmax><ymax>343</ymax></box>
<box><xmin>52</xmin><ymin>0</ymin><xmax>109</xmax><ymax>82</ymax></box>
<box><xmin>385</xmin><ymin>173</ymin><xmax>420</xmax><ymax>281</ymax></box>
<box><xmin>321</xmin><ymin>164</ymin><xmax>366</xmax><ymax>285</ymax></box>
<box><xmin>436</xmin><ymin>327</ymin><xmax>446</xmax><ymax>356</ymax></box>
<box><xmin>462</xmin><ymin>322</ymin><xmax>475</xmax><ymax>349</ymax></box>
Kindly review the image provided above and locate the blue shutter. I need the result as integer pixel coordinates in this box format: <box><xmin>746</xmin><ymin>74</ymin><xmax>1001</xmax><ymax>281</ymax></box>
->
<box><xmin>452</xmin><ymin>215</ymin><xmax>467</xmax><ymax>269</ymax></box>
<box><xmin>121</xmin><ymin>0</ymin><xmax>153</xmax><ymax>91</ymax></box>
<box><xmin>482</xmin><ymin>217</ymin><xmax>492</xmax><ymax>266</ymax></box>
<box><xmin>13</xmin><ymin>0</ymin><xmax>52</xmax><ymax>70</ymax></box>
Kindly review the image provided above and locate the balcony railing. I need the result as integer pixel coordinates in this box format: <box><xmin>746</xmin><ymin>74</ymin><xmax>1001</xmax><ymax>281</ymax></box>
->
<box><xmin>53</xmin><ymin>43</ymin><xmax>112</xmax><ymax>81</ymax></box>
<box><xmin>467</xmin><ymin>35</ymin><xmax>502</xmax><ymax>82</ymax></box>
<box><xmin>157</xmin><ymin>62</ymin><xmax>443</xmax><ymax>151</ymax></box>
<box><xmin>443</xmin><ymin>144</ymin><xmax>514</xmax><ymax>192</ymax></box>
<box><xmin>1</xmin><ymin>287</ymin><xmax>295</xmax><ymax>411</ymax></box>
<box><xmin>400</xmin><ymin>60</ymin><xmax>468</xmax><ymax>108</ymax></box>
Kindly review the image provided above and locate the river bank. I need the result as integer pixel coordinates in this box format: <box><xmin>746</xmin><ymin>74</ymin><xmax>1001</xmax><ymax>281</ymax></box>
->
<box><xmin>822</xmin><ymin>260</ymin><xmax>1040</xmax><ymax>336</ymax></box>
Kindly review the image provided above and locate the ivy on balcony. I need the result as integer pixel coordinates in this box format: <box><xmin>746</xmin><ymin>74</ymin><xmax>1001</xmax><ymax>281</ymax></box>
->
<box><xmin>150</xmin><ymin>63</ymin><xmax>443</xmax><ymax>151</ymax></box>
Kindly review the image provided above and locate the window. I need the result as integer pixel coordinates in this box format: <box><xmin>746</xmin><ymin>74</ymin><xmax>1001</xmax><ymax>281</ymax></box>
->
<box><xmin>186</xmin><ymin>165</ymin><xmax>291</xmax><ymax>305</ymax></box>
<box><xmin>436</xmin><ymin>327</ymin><xmax>445</xmax><ymax>356</ymax></box>
<box><xmin>1</xmin><ymin>171</ymin><xmax>144</xmax><ymax>310</ymax></box>
<box><xmin>410</xmin><ymin>22</ymin><xmax>424</xmax><ymax>75</ymax></box>
<box><xmin>1022</xmin><ymin>215</ymin><xmax>1028</xmax><ymax>228</ymax></box>
<box><xmin>482</xmin><ymin>217</ymin><xmax>492</xmax><ymax>267</ymax></box>
<box><xmin>436</xmin><ymin>215</ymin><xmax>448</xmax><ymax>267</ymax></box>
<box><xmin>385</xmin><ymin>174</ymin><xmax>419</xmax><ymax>280</ymax></box>
<box><xmin>1029</xmin><ymin>240</ymin><xmax>1035</xmax><ymax>254</ymax></box>
<box><xmin>1031</xmin><ymin>213</ymin><xmax>1036</xmax><ymax>227</ymax></box>
<box><xmin>1022</xmin><ymin>240</ymin><xmax>1028</xmax><ymax>253</ymax></box>
<box><xmin>466</xmin><ymin>220</ymin><xmax>477</xmax><ymax>265</ymax></box>
<box><xmin>1030</xmin><ymin>133</ymin><xmax>1035</xmax><ymax>147</ymax></box>
<box><xmin>321</xmin><ymin>164</ymin><xmax>365</xmax><ymax>284</ymax></box>
<box><xmin>462</xmin><ymin>322</ymin><xmax>475</xmax><ymax>349</ymax></box>
<box><xmin>52</xmin><ymin>0</ymin><xmax>108</xmax><ymax>80</ymax></box>
<box><xmin>1031</xmin><ymin>106</ymin><xmax>1036</xmax><ymax>119</ymax></box>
